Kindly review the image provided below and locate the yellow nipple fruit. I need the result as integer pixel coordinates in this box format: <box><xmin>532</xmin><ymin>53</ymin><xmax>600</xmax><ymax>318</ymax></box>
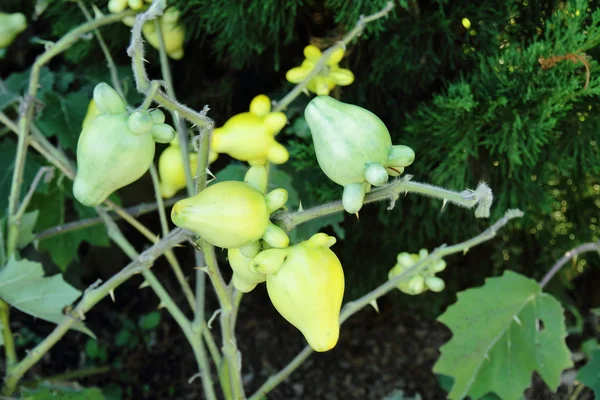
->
<box><xmin>170</xmin><ymin>166</ymin><xmax>290</xmax><ymax>249</ymax></box>
<box><xmin>285</xmin><ymin>45</ymin><xmax>354</xmax><ymax>96</ymax></box>
<box><xmin>0</xmin><ymin>12</ymin><xmax>27</xmax><ymax>49</ymax></box>
<box><xmin>211</xmin><ymin>94</ymin><xmax>288</xmax><ymax>166</ymax></box>
<box><xmin>158</xmin><ymin>139</ymin><xmax>218</xmax><ymax>198</ymax></box>
<box><xmin>73</xmin><ymin>83</ymin><xmax>176</xmax><ymax>206</ymax></box>
<box><xmin>141</xmin><ymin>7</ymin><xmax>185</xmax><ymax>60</ymax></box>
<box><xmin>251</xmin><ymin>233</ymin><xmax>345</xmax><ymax>352</ymax></box>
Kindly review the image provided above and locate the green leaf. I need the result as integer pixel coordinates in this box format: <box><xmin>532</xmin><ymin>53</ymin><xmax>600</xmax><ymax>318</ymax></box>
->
<box><xmin>20</xmin><ymin>383</ymin><xmax>105</xmax><ymax>399</ymax></box>
<box><xmin>138</xmin><ymin>311</ymin><xmax>161</xmax><ymax>331</ymax></box>
<box><xmin>17</xmin><ymin>210</ymin><xmax>39</xmax><ymax>249</ymax></box>
<box><xmin>433</xmin><ymin>270</ymin><xmax>572</xmax><ymax>400</ymax></box>
<box><xmin>577</xmin><ymin>349</ymin><xmax>600</xmax><ymax>398</ymax></box>
<box><xmin>213</xmin><ymin>162</ymin><xmax>247</xmax><ymax>184</ymax></box>
<box><xmin>0</xmin><ymin>139</ymin><xmax>48</xmax><ymax>213</ymax></box>
<box><xmin>0</xmin><ymin>256</ymin><xmax>94</xmax><ymax>338</ymax></box>
<box><xmin>36</xmin><ymin>91</ymin><xmax>89</xmax><ymax>153</ymax></box>
<box><xmin>31</xmin><ymin>178</ymin><xmax>109</xmax><ymax>272</ymax></box>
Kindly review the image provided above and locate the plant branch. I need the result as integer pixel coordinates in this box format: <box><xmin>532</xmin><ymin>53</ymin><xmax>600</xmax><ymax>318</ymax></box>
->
<box><xmin>149</xmin><ymin>164</ymin><xmax>196</xmax><ymax>312</ymax></box>
<box><xmin>272</xmin><ymin>1</ymin><xmax>395</xmax><ymax>112</ymax></box>
<box><xmin>35</xmin><ymin>196</ymin><xmax>182</xmax><ymax>240</ymax></box>
<box><xmin>276</xmin><ymin>177</ymin><xmax>494</xmax><ymax>231</ymax></box>
<box><xmin>76</xmin><ymin>1</ymin><xmax>125</xmax><ymax>98</ymax></box>
<box><xmin>4</xmin><ymin>9</ymin><xmax>137</xmax><ymax>259</ymax></box>
<box><xmin>2</xmin><ymin>228</ymin><xmax>192</xmax><ymax>396</ymax></box>
<box><xmin>249</xmin><ymin>209</ymin><xmax>523</xmax><ymax>399</ymax></box>
<box><xmin>539</xmin><ymin>241</ymin><xmax>600</xmax><ymax>288</ymax></box>
<box><xmin>201</xmin><ymin>241</ymin><xmax>245</xmax><ymax>399</ymax></box>
<box><xmin>14</xmin><ymin>166</ymin><xmax>53</xmax><ymax>221</ymax></box>
<box><xmin>97</xmin><ymin>209</ymin><xmax>217</xmax><ymax>400</ymax></box>
<box><xmin>126</xmin><ymin>0</ymin><xmax>213</xmax><ymax>130</ymax></box>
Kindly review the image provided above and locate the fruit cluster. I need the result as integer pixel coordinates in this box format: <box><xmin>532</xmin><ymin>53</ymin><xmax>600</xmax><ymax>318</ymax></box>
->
<box><xmin>73</xmin><ymin>39</ymin><xmax>425</xmax><ymax>353</ymax></box>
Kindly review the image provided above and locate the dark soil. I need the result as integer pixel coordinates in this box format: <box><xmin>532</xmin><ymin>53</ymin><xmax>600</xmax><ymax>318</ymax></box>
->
<box><xmin>6</xmin><ymin>256</ymin><xmax>594</xmax><ymax>400</ymax></box>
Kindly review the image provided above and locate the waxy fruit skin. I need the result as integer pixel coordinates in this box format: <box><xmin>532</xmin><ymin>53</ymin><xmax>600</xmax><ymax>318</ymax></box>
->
<box><xmin>265</xmin><ymin>233</ymin><xmax>345</xmax><ymax>352</ymax></box>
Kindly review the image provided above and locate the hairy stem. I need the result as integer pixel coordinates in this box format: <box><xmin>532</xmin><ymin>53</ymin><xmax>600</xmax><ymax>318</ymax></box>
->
<box><xmin>273</xmin><ymin>1</ymin><xmax>395</xmax><ymax>112</ymax></box>
<box><xmin>276</xmin><ymin>177</ymin><xmax>494</xmax><ymax>231</ymax></box>
<box><xmin>539</xmin><ymin>241</ymin><xmax>600</xmax><ymax>288</ymax></box>
<box><xmin>127</xmin><ymin>1</ymin><xmax>213</xmax><ymax>130</ymax></box>
<box><xmin>249</xmin><ymin>209</ymin><xmax>523</xmax><ymax>399</ymax></box>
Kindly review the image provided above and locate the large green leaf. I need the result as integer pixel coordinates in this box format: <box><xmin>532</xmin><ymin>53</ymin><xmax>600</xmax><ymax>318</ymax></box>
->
<box><xmin>576</xmin><ymin>349</ymin><xmax>600</xmax><ymax>398</ymax></box>
<box><xmin>0</xmin><ymin>257</ymin><xmax>94</xmax><ymax>337</ymax></box>
<box><xmin>433</xmin><ymin>270</ymin><xmax>572</xmax><ymax>400</ymax></box>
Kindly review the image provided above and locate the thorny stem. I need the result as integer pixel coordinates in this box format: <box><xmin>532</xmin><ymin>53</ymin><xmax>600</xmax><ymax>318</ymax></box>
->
<box><xmin>539</xmin><ymin>241</ymin><xmax>600</xmax><ymax>288</ymax></box>
<box><xmin>1</xmin><ymin>228</ymin><xmax>192</xmax><ymax>396</ymax></box>
<box><xmin>249</xmin><ymin>209</ymin><xmax>524</xmax><ymax>400</ymax></box>
<box><xmin>272</xmin><ymin>1</ymin><xmax>395</xmax><ymax>112</ymax></box>
<box><xmin>276</xmin><ymin>177</ymin><xmax>494</xmax><ymax>231</ymax></box>
<box><xmin>127</xmin><ymin>0</ymin><xmax>213</xmax><ymax>130</ymax></box>
<box><xmin>76</xmin><ymin>1</ymin><xmax>125</xmax><ymax>98</ymax></box>
<box><xmin>152</xmin><ymin>16</ymin><xmax>215</xmax><ymax>381</ymax></box>
<box><xmin>5</xmin><ymin>9</ymin><xmax>137</xmax><ymax>259</ymax></box>
<box><xmin>97</xmin><ymin>211</ymin><xmax>217</xmax><ymax>400</ymax></box>
<box><xmin>202</xmin><ymin>241</ymin><xmax>245</xmax><ymax>399</ymax></box>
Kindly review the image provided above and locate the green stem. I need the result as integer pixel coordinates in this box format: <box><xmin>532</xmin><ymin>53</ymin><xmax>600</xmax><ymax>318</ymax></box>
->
<box><xmin>249</xmin><ymin>209</ymin><xmax>524</xmax><ymax>400</ymax></box>
<box><xmin>97</xmin><ymin>210</ymin><xmax>217</xmax><ymax>400</ymax></box>
<box><xmin>539</xmin><ymin>241</ymin><xmax>600</xmax><ymax>288</ymax></box>
<box><xmin>1</xmin><ymin>228</ymin><xmax>192</xmax><ymax>396</ymax></box>
<box><xmin>0</xmin><ymin>300</ymin><xmax>17</xmax><ymax>368</ymax></box>
<box><xmin>149</xmin><ymin>164</ymin><xmax>197</xmax><ymax>312</ymax></box>
<box><xmin>272</xmin><ymin>1</ymin><xmax>395</xmax><ymax>112</ymax></box>
<box><xmin>35</xmin><ymin>197</ymin><xmax>182</xmax><ymax>241</ymax></box>
<box><xmin>76</xmin><ymin>1</ymin><xmax>125</xmax><ymax>98</ymax></box>
<box><xmin>13</xmin><ymin>167</ymin><xmax>53</xmax><ymax>221</ymax></box>
<box><xmin>202</xmin><ymin>242</ymin><xmax>245</xmax><ymax>399</ymax></box>
<box><xmin>140</xmin><ymin>81</ymin><xmax>161</xmax><ymax>110</ymax></box>
<box><xmin>152</xmin><ymin>18</ymin><xmax>216</xmax><ymax>384</ymax></box>
<box><xmin>127</xmin><ymin>2</ymin><xmax>212</xmax><ymax>129</ymax></box>
<box><xmin>276</xmin><ymin>177</ymin><xmax>493</xmax><ymax>231</ymax></box>
<box><xmin>5</xmin><ymin>9</ymin><xmax>137</xmax><ymax>258</ymax></box>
